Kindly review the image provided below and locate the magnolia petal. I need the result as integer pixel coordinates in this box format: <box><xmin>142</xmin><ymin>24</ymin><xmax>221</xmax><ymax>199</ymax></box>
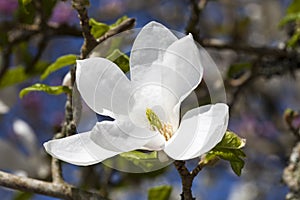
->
<box><xmin>130</xmin><ymin>21</ymin><xmax>178</xmax><ymax>82</ymax></box>
<box><xmin>194</xmin><ymin>105</ymin><xmax>229</xmax><ymax>157</ymax></box>
<box><xmin>164</xmin><ymin>103</ymin><xmax>229</xmax><ymax>160</ymax></box>
<box><xmin>76</xmin><ymin>57</ymin><xmax>132</xmax><ymax>118</ymax></box>
<box><xmin>198</xmin><ymin>45</ymin><xmax>227</xmax><ymax>103</ymax></box>
<box><xmin>130</xmin><ymin>21</ymin><xmax>178</xmax><ymax>81</ymax></box>
<box><xmin>44</xmin><ymin>131</ymin><xmax>121</xmax><ymax>166</ymax></box>
<box><xmin>128</xmin><ymin>83</ymin><xmax>179</xmax><ymax>128</ymax></box>
<box><xmin>90</xmin><ymin>119</ymin><xmax>159</xmax><ymax>152</ymax></box>
<box><xmin>162</xmin><ymin>34</ymin><xmax>203</xmax><ymax>108</ymax></box>
<box><xmin>44</xmin><ymin>118</ymin><xmax>159</xmax><ymax>166</ymax></box>
<box><xmin>13</xmin><ymin>119</ymin><xmax>38</xmax><ymax>156</ymax></box>
<box><xmin>128</xmin><ymin>35</ymin><xmax>203</xmax><ymax>129</ymax></box>
<box><xmin>141</xmin><ymin>133</ymin><xmax>165</xmax><ymax>151</ymax></box>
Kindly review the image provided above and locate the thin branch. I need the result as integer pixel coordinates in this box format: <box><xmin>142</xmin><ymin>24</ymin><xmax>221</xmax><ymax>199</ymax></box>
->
<box><xmin>96</xmin><ymin>18</ymin><xmax>136</xmax><ymax>44</ymax></box>
<box><xmin>185</xmin><ymin>0</ymin><xmax>203</xmax><ymax>41</ymax></box>
<box><xmin>26</xmin><ymin>34</ymin><xmax>49</xmax><ymax>73</ymax></box>
<box><xmin>51</xmin><ymin>158</ymin><xmax>64</xmax><ymax>183</ymax></box>
<box><xmin>0</xmin><ymin>170</ymin><xmax>108</xmax><ymax>200</ymax></box>
<box><xmin>72</xmin><ymin>0</ymin><xmax>97</xmax><ymax>59</ymax></box>
<box><xmin>199</xmin><ymin>38</ymin><xmax>291</xmax><ymax>57</ymax></box>
<box><xmin>173</xmin><ymin>161</ymin><xmax>195</xmax><ymax>200</ymax></box>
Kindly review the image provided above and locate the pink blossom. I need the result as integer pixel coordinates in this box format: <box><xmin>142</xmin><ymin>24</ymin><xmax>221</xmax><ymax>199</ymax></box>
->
<box><xmin>49</xmin><ymin>2</ymin><xmax>77</xmax><ymax>25</ymax></box>
<box><xmin>0</xmin><ymin>0</ymin><xmax>18</xmax><ymax>15</ymax></box>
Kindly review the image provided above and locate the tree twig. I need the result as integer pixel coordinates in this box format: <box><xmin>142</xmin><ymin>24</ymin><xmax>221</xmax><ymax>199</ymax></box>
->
<box><xmin>0</xmin><ymin>170</ymin><xmax>108</xmax><ymax>200</ymax></box>
<box><xmin>96</xmin><ymin>18</ymin><xmax>135</xmax><ymax>44</ymax></box>
<box><xmin>72</xmin><ymin>0</ymin><xmax>97</xmax><ymax>59</ymax></box>
<box><xmin>174</xmin><ymin>161</ymin><xmax>195</xmax><ymax>200</ymax></box>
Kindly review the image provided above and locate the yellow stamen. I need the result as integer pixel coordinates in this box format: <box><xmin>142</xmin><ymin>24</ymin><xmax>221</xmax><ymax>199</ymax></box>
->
<box><xmin>146</xmin><ymin>108</ymin><xmax>173</xmax><ymax>141</ymax></box>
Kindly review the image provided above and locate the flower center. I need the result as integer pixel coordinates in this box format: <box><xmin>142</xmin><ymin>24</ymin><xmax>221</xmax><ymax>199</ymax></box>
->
<box><xmin>146</xmin><ymin>108</ymin><xmax>173</xmax><ymax>141</ymax></box>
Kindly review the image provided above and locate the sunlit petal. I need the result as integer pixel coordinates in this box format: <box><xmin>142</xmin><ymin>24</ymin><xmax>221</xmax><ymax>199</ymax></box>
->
<box><xmin>130</xmin><ymin>21</ymin><xmax>178</xmax><ymax>81</ymax></box>
<box><xmin>91</xmin><ymin>118</ymin><xmax>159</xmax><ymax>152</ymax></box>
<box><xmin>44</xmin><ymin>131</ymin><xmax>121</xmax><ymax>166</ymax></box>
<box><xmin>128</xmin><ymin>83</ymin><xmax>179</xmax><ymax>128</ymax></box>
<box><xmin>44</xmin><ymin>118</ymin><xmax>160</xmax><ymax>166</ymax></box>
<box><xmin>76</xmin><ymin>57</ymin><xmax>132</xmax><ymax>118</ymax></box>
<box><xmin>141</xmin><ymin>133</ymin><xmax>165</xmax><ymax>151</ymax></box>
<box><xmin>162</xmin><ymin>34</ymin><xmax>203</xmax><ymax>109</ymax></box>
<box><xmin>164</xmin><ymin>103</ymin><xmax>228</xmax><ymax>160</ymax></box>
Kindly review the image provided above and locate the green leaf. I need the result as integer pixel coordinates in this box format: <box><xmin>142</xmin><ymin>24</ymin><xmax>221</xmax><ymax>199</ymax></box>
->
<box><xmin>89</xmin><ymin>18</ymin><xmax>110</xmax><ymax>39</ymax></box>
<box><xmin>18</xmin><ymin>0</ymin><xmax>32</xmax><ymax>7</ymax></box>
<box><xmin>227</xmin><ymin>62</ymin><xmax>252</xmax><ymax>79</ymax></box>
<box><xmin>279</xmin><ymin>13</ymin><xmax>300</xmax><ymax>27</ymax></box>
<box><xmin>215</xmin><ymin>131</ymin><xmax>246</xmax><ymax>149</ymax></box>
<box><xmin>148</xmin><ymin>185</ymin><xmax>172</xmax><ymax>200</ymax></box>
<box><xmin>0</xmin><ymin>67</ymin><xmax>29</xmax><ymax>88</ymax></box>
<box><xmin>0</xmin><ymin>61</ymin><xmax>49</xmax><ymax>89</ymax></box>
<box><xmin>40</xmin><ymin>54</ymin><xmax>77</xmax><ymax>80</ymax></box>
<box><xmin>287</xmin><ymin>0</ymin><xmax>300</xmax><ymax>14</ymax></box>
<box><xmin>18</xmin><ymin>0</ymin><xmax>32</xmax><ymax>14</ymax></box>
<box><xmin>120</xmin><ymin>151</ymin><xmax>158</xmax><ymax>160</ymax></box>
<box><xmin>17</xmin><ymin>0</ymin><xmax>35</xmax><ymax>23</ymax></box>
<box><xmin>89</xmin><ymin>16</ymin><xmax>129</xmax><ymax>39</ymax></box>
<box><xmin>106</xmin><ymin>49</ymin><xmax>130</xmax><ymax>73</ymax></box>
<box><xmin>110</xmin><ymin>16</ymin><xmax>129</xmax><ymax>29</ymax></box>
<box><xmin>19</xmin><ymin>83</ymin><xmax>71</xmax><ymax>98</ymax></box>
<box><xmin>230</xmin><ymin>159</ymin><xmax>245</xmax><ymax>176</ymax></box>
<box><xmin>119</xmin><ymin>151</ymin><xmax>159</xmax><ymax>171</ymax></box>
<box><xmin>287</xmin><ymin>30</ymin><xmax>300</xmax><ymax>47</ymax></box>
<box><xmin>13</xmin><ymin>192</ymin><xmax>33</xmax><ymax>200</ymax></box>
<box><xmin>203</xmin><ymin>131</ymin><xmax>246</xmax><ymax>176</ymax></box>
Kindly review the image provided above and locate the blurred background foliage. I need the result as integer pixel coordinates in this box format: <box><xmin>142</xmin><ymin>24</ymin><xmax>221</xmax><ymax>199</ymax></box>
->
<box><xmin>0</xmin><ymin>0</ymin><xmax>299</xmax><ymax>199</ymax></box>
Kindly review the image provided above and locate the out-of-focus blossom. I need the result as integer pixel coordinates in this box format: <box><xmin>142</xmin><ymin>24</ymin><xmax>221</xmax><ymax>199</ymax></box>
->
<box><xmin>0</xmin><ymin>119</ymin><xmax>50</xmax><ymax>178</ymax></box>
<box><xmin>228</xmin><ymin>182</ymin><xmax>258</xmax><ymax>200</ymax></box>
<box><xmin>0</xmin><ymin>0</ymin><xmax>18</xmax><ymax>15</ymax></box>
<box><xmin>234</xmin><ymin>114</ymin><xmax>278</xmax><ymax>138</ymax></box>
<box><xmin>0</xmin><ymin>86</ymin><xmax>17</xmax><ymax>114</ymax></box>
<box><xmin>97</xmin><ymin>0</ymin><xmax>126</xmax><ymax>20</ymax></box>
<box><xmin>49</xmin><ymin>1</ymin><xmax>78</xmax><ymax>25</ymax></box>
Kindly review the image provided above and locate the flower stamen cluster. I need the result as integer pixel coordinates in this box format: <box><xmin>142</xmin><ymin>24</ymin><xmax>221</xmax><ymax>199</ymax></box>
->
<box><xmin>146</xmin><ymin>108</ymin><xmax>173</xmax><ymax>141</ymax></box>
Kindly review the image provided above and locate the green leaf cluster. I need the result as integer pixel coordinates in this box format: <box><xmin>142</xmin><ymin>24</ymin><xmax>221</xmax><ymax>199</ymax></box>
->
<box><xmin>0</xmin><ymin>61</ymin><xmax>48</xmax><ymax>89</ymax></box>
<box><xmin>148</xmin><ymin>185</ymin><xmax>172</xmax><ymax>200</ymax></box>
<box><xmin>118</xmin><ymin>151</ymin><xmax>159</xmax><ymax>171</ymax></box>
<box><xmin>40</xmin><ymin>54</ymin><xmax>77</xmax><ymax>80</ymax></box>
<box><xmin>19</xmin><ymin>83</ymin><xmax>71</xmax><ymax>98</ymax></box>
<box><xmin>227</xmin><ymin>62</ymin><xmax>252</xmax><ymax>79</ymax></box>
<box><xmin>17</xmin><ymin>0</ymin><xmax>56</xmax><ymax>23</ymax></box>
<box><xmin>0</xmin><ymin>67</ymin><xmax>29</xmax><ymax>89</ymax></box>
<box><xmin>279</xmin><ymin>0</ymin><xmax>300</xmax><ymax>47</ymax></box>
<box><xmin>204</xmin><ymin>131</ymin><xmax>246</xmax><ymax>176</ymax></box>
<box><xmin>89</xmin><ymin>16</ymin><xmax>129</xmax><ymax>39</ymax></box>
<box><xmin>106</xmin><ymin>49</ymin><xmax>130</xmax><ymax>73</ymax></box>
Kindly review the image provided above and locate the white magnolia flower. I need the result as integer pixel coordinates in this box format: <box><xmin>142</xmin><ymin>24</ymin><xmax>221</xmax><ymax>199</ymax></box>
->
<box><xmin>0</xmin><ymin>119</ymin><xmax>50</xmax><ymax>178</ymax></box>
<box><xmin>44</xmin><ymin>21</ymin><xmax>229</xmax><ymax>166</ymax></box>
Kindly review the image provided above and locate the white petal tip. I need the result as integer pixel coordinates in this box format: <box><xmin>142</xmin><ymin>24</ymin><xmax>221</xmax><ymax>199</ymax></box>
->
<box><xmin>145</xmin><ymin>21</ymin><xmax>163</xmax><ymax>28</ymax></box>
<box><xmin>187</xmin><ymin>33</ymin><xmax>193</xmax><ymax>38</ymax></box>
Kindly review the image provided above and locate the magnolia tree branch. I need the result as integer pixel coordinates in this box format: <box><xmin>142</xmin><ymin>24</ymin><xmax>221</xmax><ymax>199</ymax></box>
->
<box><xmin>174</xmin><ymin>158</ymin><xmax>212</xmax><ymax>200</ymax></box>
<box><xmin>199</xmin><ymin>38</ymin><xmax>291</xmax><ymax>57</ymax></box>
<box><xmin>96</xmin><ymin>18</ymin><xmax>135</xmax><ymax>44</ymax></box>
<box><xmin>174</xmin><ymin>161</ymin><xmax>195</xmax><ymax>200</ymax></box>
<box><xmin>72</xmin><ymin>0</ymin><xmax>97</xmax><ymax>59</ymax></box>
<box><xmin>185</xmin><ymin>0</ymin><xmax>205</xmax><ymax>41</ymax></box>
<box><xmin>0</xmin><ymin>170</ymin><xmax>108</xmax><ymax>200</ymax></box>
